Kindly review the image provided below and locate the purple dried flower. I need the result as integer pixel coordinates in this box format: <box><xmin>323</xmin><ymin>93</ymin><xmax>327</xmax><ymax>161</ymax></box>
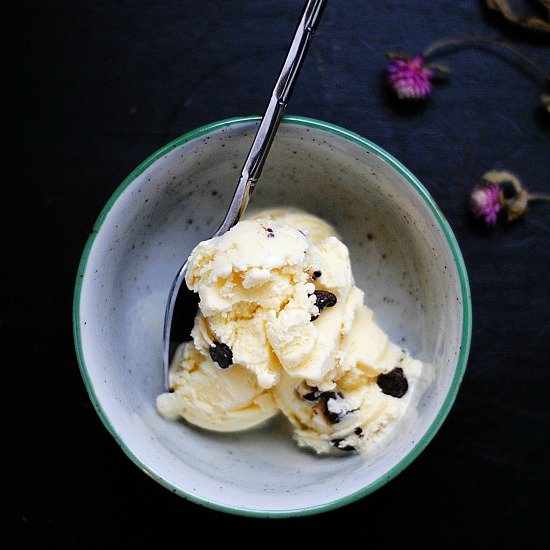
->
<box><xmin>469</xmin><ymin>170</ymin><xmax>550</xmax><ymax>226</ymax></box>
<box><xmin>387</xmin><ymin>55</ymin><xmax>435</xmax><ymax>100</ymax></box>
<box><xmin>470</xmin><ymin>182</ymin><xmax>501</xmax><ymax>225</ymax></box>
<box><xmin>385</xmin><ymin>37</ymin><xmax>548</xmax><ymax>109</ymax></box>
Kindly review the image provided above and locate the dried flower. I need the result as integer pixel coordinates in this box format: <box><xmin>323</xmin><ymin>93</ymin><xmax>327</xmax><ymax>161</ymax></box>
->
<box><xmin>470</xmin><ymin>181</ymin><xmax>501</xmax><ymax>225</ymax></box>
<box><xmin>485</xmin><ymin>0</ymin><xmax>550</xmax><ymax>35</ymax></box>
<box><xmin>470</xmin><ymin>170</ymin><xmax>550</xmax><ymax>225</ymax></box>
<box><xmin>386</xmin><ymin>55</ymin><xmax>435</xmax><ymax>99</ymax></box>
<box><xmin>385</xmin><ymin>37</ymin><xmax>549</xmax><ymax>107</ymax></box>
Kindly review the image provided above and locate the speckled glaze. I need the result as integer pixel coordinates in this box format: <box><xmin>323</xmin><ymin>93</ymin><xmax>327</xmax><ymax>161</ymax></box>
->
<box><xmin>73</xmin><ymin>116</ymin><xmax>471</xmax><ymax>517</ymax></box>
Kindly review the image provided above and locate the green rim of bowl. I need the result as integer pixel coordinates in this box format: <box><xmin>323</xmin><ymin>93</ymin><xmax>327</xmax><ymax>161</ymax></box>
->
<box><xmin>73</xmin><ymin>115</ymin><xmax>472</xmax><ymax>518</ymax></box>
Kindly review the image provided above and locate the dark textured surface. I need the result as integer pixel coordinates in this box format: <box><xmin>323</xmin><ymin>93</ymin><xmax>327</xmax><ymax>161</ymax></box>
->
<box><xmin>5</xmin><ymin>1</ymin><xmax>549</xmax><ymax>547</ymax></box>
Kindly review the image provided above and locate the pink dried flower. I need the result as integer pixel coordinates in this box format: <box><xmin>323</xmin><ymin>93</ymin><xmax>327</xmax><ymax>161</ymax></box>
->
<box><xmin>470</xmin><ymin>170</ymin><xmax>550</xmax><ymax>226</ymax></box>
<box><xmin>385</xmin><ymin>37</ymin><xmax>549</xmax><ymax>108</ymax></box>
<box><xmin>470</xmin><ymin>182</ymin><xmax>501</xmax><ymax>225</ymax></box>
<box><xmin>387</xmin><ymin>56</ymin><xmax>435</xmax><ymax>100</ymax></box>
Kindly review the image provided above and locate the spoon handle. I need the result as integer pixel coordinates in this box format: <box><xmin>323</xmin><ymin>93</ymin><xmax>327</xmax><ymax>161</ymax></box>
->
<box><xmin>163</xmin><ymin>1</ymin><xmax>326</xmax><ymax>389</ymax></box>
<box><xmin>216</xmin><ymin>0</ymin><xmax>327</xmax><ymax>235</ymax></box>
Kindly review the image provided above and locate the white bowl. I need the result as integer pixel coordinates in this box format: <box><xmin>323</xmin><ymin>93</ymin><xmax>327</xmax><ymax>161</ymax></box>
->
<box><xmin>73</xmin><ymin>116</ymin><xmax>471</xmax><ymax>517</ymax></box>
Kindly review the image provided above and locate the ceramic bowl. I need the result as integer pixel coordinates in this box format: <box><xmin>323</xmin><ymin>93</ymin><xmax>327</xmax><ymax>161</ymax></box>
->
<box><xmin>73</xmin><ymin>116</ymin><xmax>471</xmax><ymax>517</ymax></box>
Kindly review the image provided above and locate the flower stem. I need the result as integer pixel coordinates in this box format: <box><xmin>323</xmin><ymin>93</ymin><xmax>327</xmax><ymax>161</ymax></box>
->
<box><xmin>527</xmin><ymin>193</ymin><xmax>550</xmax><ymax>203</ymax></box>
<box><xmin>422</xmin><ymin>36</ymin><xmax>549</xmax><ymax>83</ymax></box>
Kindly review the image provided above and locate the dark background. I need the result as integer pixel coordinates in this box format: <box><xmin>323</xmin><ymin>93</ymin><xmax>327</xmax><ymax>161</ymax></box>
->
<box><xmin>5</xmin><ymin>1</ymin><xmax>549</xmax><ymax>547</ymax></box>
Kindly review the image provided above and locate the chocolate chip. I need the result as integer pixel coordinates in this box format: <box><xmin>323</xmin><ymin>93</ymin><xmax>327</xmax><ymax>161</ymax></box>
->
<box><xmin>209</xmin><ymin>342</ymin><xmax>233</xmax><ymax>369</ymax></box>
<box><xmin>265</xmin><ymin>227</ymin><xmax>275</xmax><ymax>238</ymax></box>
<box><xmin>332</xmin><ymin>438</ymin><xmax>356</xmax><ymax>452</ymax></box>
<box><xmin>303</xmin><ymin>390</ymin><xmax>321</xmax><ymax>402</ymax></box>
<box><xmin>324</xmin><ymin>409</ymin><xmax>341</xmax><ymax>423</ymax></box>
<box><xmin>314</xmin><ymin>290</ymin><xmax>337</xmax><ymax>309</ymax></box>
<box><xmin>377</xmin><ymin>367</ymin><xmax>408</xmax><ymax>398</ymax></box>
<box><xmin>320</xmin><ymin>391</ymin><xmax>348</xmax><ymax>423</ymax></box>
<box><xmin>300</xmin><ymin>386</ymin><xmax>321</xmax><ymax>402</ymax></box>
<box><xmin>310</xmin><ymin>290</ymin><xmax>337</xmax><ymax>320</ymax></box>
<box><xmin>499</xmin><ymin>181</ymin><xmax>518</xmax><ymax>199</ymax></box>
<box><xmin>354</xmin><ymin>427</ymin><xmax>363</xmax><ymax>436</ymax></box>
<box><xmin>312</xmin><ymin>270</ymin><xmax>322</xmax><ymax>280</ymax></box>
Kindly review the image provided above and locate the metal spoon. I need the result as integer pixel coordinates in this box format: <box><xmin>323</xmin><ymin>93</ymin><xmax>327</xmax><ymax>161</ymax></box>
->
<box><xmin>162</xmin><ymin>0</ymin><xmax>327</xmax><ymax>390</ymax></box>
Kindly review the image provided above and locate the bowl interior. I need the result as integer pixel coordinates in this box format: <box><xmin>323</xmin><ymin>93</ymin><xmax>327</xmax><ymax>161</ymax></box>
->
<box><xmin>75</xmin><ymin>117</ymin><xmax>469</xmax><ymax>516</ymax></box>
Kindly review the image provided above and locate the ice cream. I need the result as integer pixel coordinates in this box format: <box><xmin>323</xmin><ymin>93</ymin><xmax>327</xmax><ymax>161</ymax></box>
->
<box><xmin>274</xmin><ymin>305</ymin><xmax>421</xmax><ymax>453</ymax></box>
<box><xmin>156</xmin><ymin>342</ymin><xmax>278</xmax><ymax>432</ymax></box>
<box><xmin>156</xmin><ymin>208</ymin><xmax>422</xmax><ymax>454</ymax></box>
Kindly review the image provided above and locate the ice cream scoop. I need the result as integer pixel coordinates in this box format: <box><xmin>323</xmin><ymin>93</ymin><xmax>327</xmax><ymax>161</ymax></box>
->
<box><xmin>181</xmin><ymin>213</ymin><xmax>357</xmax><ymax>389</ymax></box>
<box><xmin>273</xmin><ymin>305</ymin><xmax>422</xmax><ymax>454</ymax></box>
<box><xmin>162</xmin><ymin>0</ymin><xmax>327</xmax><ymax>390</ymax></box>
<box><xmin>156</xmin><ymin>342</ymin><xmax>278</xmax><ymax>432</ymax></box>
<box><xmin>157</xmin><ymin>209</ymin><xmax>424</xmax><ymax>447</ymax></box>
